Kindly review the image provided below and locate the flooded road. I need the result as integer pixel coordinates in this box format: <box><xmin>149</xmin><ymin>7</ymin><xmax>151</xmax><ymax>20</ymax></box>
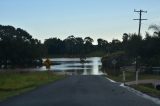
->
<box><xmin>41</xmin><ymin>57</ymin><xmax>103</xmax><ymax>75</ymax></box>
<box><xmin>0</xmin><ymin>57</ymin><xmax>104</xmax><ymax>75</ymax></box>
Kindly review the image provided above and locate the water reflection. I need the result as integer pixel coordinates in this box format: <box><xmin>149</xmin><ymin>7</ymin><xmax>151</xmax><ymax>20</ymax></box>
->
<box><xmin>42</xmin><ymin>57</ymin><xmax>104</xmax><ymax>75</ymax></box>
<box><xmin>0</xmin><ymin>57</ymin><xmax>104</xmax><ymax>75</ymax></box>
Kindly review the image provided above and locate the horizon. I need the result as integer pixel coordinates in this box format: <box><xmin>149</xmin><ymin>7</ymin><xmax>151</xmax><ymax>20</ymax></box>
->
<box><xmin>1</xmin><ymin>0</ymin><xmax>160</xmax><ymax>44</ymax></box>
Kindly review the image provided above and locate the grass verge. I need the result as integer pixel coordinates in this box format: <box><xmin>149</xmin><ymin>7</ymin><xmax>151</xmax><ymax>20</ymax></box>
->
<box><xmin>130</xmin><ymin>84</ymin><xmax>160</xmax><ymax>98</ymax></box>
<box><xmin>106</xmin><ymin>71</ymin><xmax>160</xmax><ymax>98</ymax></box>
<box><xmin>107</xmin><ymin>71</ymin><xmax>135</xmax><ymax>82</ymax></box>
<box><xmin>0</xmin><ymin>71</ymin><xmax>65</xmax><ymax>101</ymax></box>
<box><xmin>107</xmin><ymin>71</ymin><xmax>160</xmax><ymax>82</ymax></box>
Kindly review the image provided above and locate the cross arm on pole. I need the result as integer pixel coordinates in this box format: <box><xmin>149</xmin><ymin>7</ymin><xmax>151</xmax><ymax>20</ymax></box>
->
<box><xmin>134</xmin><ymin>9</ymin><xmax>147</xmax><ymax>13</ymax></box>
<box><xmin>133</xmin><ymin>19</ymin><xmax>147</xmax><ymax>20</ymax></box>
<box><xmin>133</xmin><ymin>9</ymin><xmax>147</xmax><ymax>36</ymax></box>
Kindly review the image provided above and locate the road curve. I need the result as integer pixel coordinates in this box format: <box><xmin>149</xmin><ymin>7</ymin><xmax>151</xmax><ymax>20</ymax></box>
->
<box><xmin>0</xmin><ymin>75</ymin><xmax>159</xmax><ymax>106</ymax></box>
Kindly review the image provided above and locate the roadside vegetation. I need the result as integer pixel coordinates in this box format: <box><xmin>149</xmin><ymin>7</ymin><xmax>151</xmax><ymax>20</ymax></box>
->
<box><xmin>106</xmin><ymin>71</ymin><xmax>160</xmax><ymax>98</ymax></box>
<box><xmin>106</xmin><ymin>71</ymin><xmax>160</xmax><ymax>82</ymax></box>
<box><xmin>101</xmin><ymin>24</ymin><xmax>160</xmax><ymax>98</ymax></box>
<box><xmin>0</xmin><ymin>71</ymin><xmax>65</xmax><ymax>101</ymax></box>
<box><xmin>131</xmin><ymin>84</ymin><xmax>160</xmax><ymax>98</ymax></box>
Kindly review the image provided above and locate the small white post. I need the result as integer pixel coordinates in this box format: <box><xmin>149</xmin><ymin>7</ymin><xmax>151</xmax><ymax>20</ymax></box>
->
<box><xmin>114</xmin><ymin>64</ymin><xmax>116</xmax><ymax>74</ymax></box>
<box><xmin>136</xmin><ymin>71</ymin><xmax>139</xmax><ymax>85</ymax></box>
<box><xmin>123</xmin><ymin>71</ymin><xmax>125</xmax><ymax>82</ymax></box>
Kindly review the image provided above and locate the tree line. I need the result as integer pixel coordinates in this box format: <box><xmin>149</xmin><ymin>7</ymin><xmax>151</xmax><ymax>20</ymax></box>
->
<box><xmin>0</xmin><ymin>25</ymin><xmax>110</xmax><ymax>68</ymax></box>
<box><xmin>1</xmin><ymin>24</ymin><xmax>160</xmax><ymax>68</ymax></box>
<box><xmin>44</xmin><ymin>36</ymin><xmax>110</xmax><ymax>56</ymax></box>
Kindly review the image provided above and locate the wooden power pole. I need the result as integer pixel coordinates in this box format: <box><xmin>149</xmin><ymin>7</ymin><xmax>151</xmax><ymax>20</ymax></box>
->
<box><xmin>133</xmin><ymin>9</ymin><xmax>147</xmax><ymax>85</ymax></box>
<box><xmin>133</xmin><ymin>9</ymin><xmax>147</xmax><ymax>36</ymax></box>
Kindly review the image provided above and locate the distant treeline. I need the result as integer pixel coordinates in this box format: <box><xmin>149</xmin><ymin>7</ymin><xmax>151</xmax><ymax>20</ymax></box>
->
<box><xmin>44</xmin><ymin>36</ymin><xmax>110</xmax><ymax>56</ymax></box>
<box><xmin>1</xmin><ymin>24</ymin><xmax>160</xmax><ymax>68</ymax></box>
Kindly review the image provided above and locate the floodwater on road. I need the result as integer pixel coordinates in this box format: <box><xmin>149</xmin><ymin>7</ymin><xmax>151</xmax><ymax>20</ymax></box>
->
<box><xmin>0</xmin><ymin>57</ymin><xmax>104</xmax><ymax>75</ymax></box>
<box><xmin>41</xmin><ymin>57</ymin><xmax>104</xmax><ymax>75</ymax></box>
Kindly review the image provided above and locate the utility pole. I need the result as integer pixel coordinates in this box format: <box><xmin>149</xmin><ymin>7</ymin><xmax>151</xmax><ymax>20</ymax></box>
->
<box><xmin>133</xmin><ymin>9</ymin><xmax>147</xmax><ymax>85</ymax></box>
<box><xmin>133</xmin><ymin>9</ymin><xmax>147</xmax><ymax>36</ymax></box>
<box><xmin>133</xmin><ymin>9</ymin><xmax>147</xmax><ymax>71</ymax></box>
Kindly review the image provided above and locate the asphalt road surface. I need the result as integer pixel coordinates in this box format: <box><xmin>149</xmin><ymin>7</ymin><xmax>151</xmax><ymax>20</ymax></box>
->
<box><xmin>0</xmin><ymin>75</ymin><xmax>159</xmax><ymax>106</ymax></box>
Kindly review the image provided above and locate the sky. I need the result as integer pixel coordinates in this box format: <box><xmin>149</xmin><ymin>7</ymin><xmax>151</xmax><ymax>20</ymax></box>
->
<box><xmin>0</xmin><ymin>0</ymin><xmax>160</xmax><ymax>44</ymax></box>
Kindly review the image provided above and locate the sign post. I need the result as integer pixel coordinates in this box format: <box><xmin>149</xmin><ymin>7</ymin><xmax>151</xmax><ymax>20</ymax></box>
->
<box><xmin>112</xmin><ymin>59</ymin><xmax>117</xmax><ymax>75</ymax></box>
<box><xmin>44</xmin><ymin>58</ymin><xmax>52</xmax><ymax>78</ymax></box>
<box><xmin>136</xmin><ymin>71</ymin><xmax>139</xmax><ymax>85</ymax></box>
<box><xmin>123</xmin><ymin>71</ymin><xmax>126</xmax><ymax>83</ymax></box>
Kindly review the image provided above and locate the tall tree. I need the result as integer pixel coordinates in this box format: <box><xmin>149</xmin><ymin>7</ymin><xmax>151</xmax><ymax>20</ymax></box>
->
<box><xmin>64</xmin><ymin>35</ymin><xmax>77</xmax><ymax>55</ymax></box>
<box><xmin>0</xmin><ymin>25</ymin><xmax>43</xmax><ymax>68</ymax></box>
<box><xmin>84</xmin><ymin>37</ymin><xmax>94</xmax><ymax>53</ymax></box>
<box><xmin>97</xmin><ymin>38</ymin><xmax>108</xmax><ymax>51</ymax></box>
<box><xmin>44</xmin><ymin>38</ymin><xmax>63</xmax><ymax>55</ymax></box>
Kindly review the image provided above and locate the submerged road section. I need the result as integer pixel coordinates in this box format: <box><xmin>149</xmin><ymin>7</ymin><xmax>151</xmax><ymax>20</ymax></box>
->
<box><xmin>0</xmin><ymin>75</ymin><xmax>159</xmax><ymax>106</ymax></box>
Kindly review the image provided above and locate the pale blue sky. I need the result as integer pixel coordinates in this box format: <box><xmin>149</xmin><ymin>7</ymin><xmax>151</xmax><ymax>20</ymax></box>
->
<box><xmin>0</xmin><ymin>0</ymin><xmax>160</xmax><ymax>43</ymax></box>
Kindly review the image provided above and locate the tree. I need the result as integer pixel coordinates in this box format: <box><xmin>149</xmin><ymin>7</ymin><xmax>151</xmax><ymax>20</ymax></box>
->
<box><xmin>101</xmin><ymin>51</ymin><xmax>130</xmax><ymax>75</ymax></box>
<box><xmin>148</xmin><ymin>24</ymin><xmax>160</xmax><ymax>37</ymax></box>
<box><xmin>109</xmin><ymin>39</ymin><xmax>122</xmax><ymax>52</ymax></box>
<box><xmin>44</xmin><ymin>38</ymin><xmax>63</xmax><ymax>55</ymax></box>
<box><xmin>84</xmin><ymin>37</ymin><xmax>93</xmax><ymax>45</ymax></box>
<box><xmin>64</xmin><ymin>35</ymin><xmax>77</xmax><ymax>55</ymax></box>
<box><xmin>84</xmin><ymin>37</ymin><xmax>94</xmax><ymax>53</ymax></box>
<box><xmin>97</xmin><ymin>38</ymin><xmax>108</xmax><ymax>51</ymax></box>
<box><xmin>141</xmin><ymin>32</ymin><xmax>160</xmax><ymax>66</ymax></box>
<box><xmin>75</xmin><ymin>37</ymin><xmax>84</xmax><ymax>55</ymax></box>
<box><xmin>122</xmin><ymin>33</ymin><xmax>130</xmax><ymax>43</ymax></box>
<box><xmin>0</xmin><ymin>25</ymin><xmax>43</xmax><ymax>68</ymax></box>
<box><xmin>125</xmin><ymin>34</ymin><xmax>143</xmax><ymax>58</ymax></box>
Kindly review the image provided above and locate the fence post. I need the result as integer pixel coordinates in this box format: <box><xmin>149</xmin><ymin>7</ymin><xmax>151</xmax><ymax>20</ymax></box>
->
<box><xmin>123</xmin><ymin>71</ymin><xmax>126</xmax><ymax>83</ymax></box>
<box><xmin>136</xmin><ymin>71</ymin><xmax>139</xmax><ymax>85</ymax></box>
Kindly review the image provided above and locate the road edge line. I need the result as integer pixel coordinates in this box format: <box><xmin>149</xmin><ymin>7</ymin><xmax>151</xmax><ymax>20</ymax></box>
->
<box><xmin>105</xmin><ymin>77</ymin><xmax>160</xmax><ymax>105</ymax></box>
<box><xmin>120</xmin><ymin>83</ymin><xmax>160</xmax><ymax>105</ymax></box>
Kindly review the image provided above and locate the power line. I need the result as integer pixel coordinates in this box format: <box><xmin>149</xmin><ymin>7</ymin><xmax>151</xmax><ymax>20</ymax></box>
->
<box><xmin>133</xmin><ymin>9</ymin><xmax>147</xmax><ymax>36</ymax></box>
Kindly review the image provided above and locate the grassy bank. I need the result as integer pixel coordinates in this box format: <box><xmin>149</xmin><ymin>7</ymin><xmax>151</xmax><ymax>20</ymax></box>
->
<box><xmin>131</xmin><ymin>84</ymin><xmax>160</xmax><ymax>98</ymax></box>
<box><xmin>106</xmin><ymin>71</ymin><xmax>160</xmax><ymax>98</ymax></box>
<box><xmin>107</xmin><ymin>71</ymin><xmax>135</xmax><ymax>82</ymax></box>
<box><xmin>0</xmin><ymin>71</ymin><xmax>65</xmax><ymax>101</ymax></box>
<box><xmin>107</xmin><ymin>71</ymin><xmax>160</xmax><ymax>82</ymax></box>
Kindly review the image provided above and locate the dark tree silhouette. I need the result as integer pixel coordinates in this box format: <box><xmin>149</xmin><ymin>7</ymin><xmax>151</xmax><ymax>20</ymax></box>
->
<box><xmin>0</xmin><ymin>25</ymin><xmax>44</xmax><ymax>68</ymax></box>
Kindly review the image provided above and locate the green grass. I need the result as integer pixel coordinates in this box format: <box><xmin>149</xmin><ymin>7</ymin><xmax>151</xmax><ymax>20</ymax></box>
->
<box><xmin>106</xmin><ymin>71</ymin><xmax>160</xmax><ymax>98</ymax></box>
<box><xmin>0</xmin><ymin>71</ymin><xmax>65</xmax><ymax>101</ymax></box>
<box><xmin>107</xmin><ymin>71</ymin><xmax>136</xmax><ymax>82</ymax></box>
<box><xmin>139</xmin><ymin>74</ymin><xmax>160</xmax><ymax>80</ymax></box>
<box><xmin>131</xmin><ymin>84</ymin><xmax>160</xmax><ymax>98</ymax></box>
<box><xmin>107</xmin><ymin>71</ymin><xmax>160</xmax><ymax>82</ymax></box>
